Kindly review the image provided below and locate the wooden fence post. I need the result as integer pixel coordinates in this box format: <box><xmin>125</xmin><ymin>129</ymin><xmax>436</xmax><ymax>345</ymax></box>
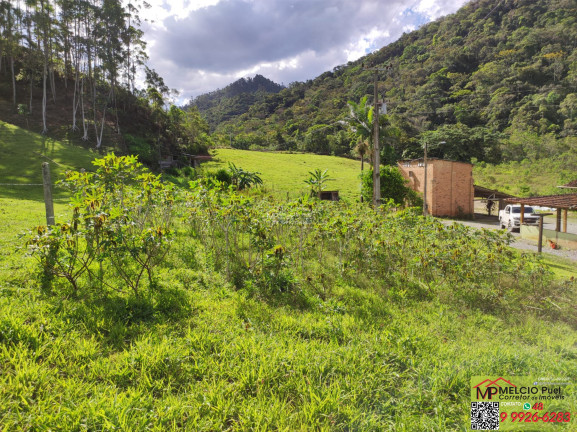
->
<box><xmin>538</xmin><ymin>215</ymin><xmax>544</xmax><ymax>253</ymax></box>
<box><xmin>42</xmin><ymin>162</ymin><xmax>55</xmax><ymax>226</ymax></box>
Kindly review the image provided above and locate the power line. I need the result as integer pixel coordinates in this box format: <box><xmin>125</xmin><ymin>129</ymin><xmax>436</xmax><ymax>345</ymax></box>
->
<box><xmin>0</xmin><ymin>183</ymin><xmax>44</xmax><ymax>186</ymax></box>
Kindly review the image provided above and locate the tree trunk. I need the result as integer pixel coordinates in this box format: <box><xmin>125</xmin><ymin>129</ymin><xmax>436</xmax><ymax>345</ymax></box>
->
<box><xmin>50</xmin><ymin>65</ymin><xmax>56</xmax><ymax>103</ymax></box>
<box><xmin>72</xmin><ymin>70</ymin><xmax>80</xmax><ymax>131</ymax></box>
<box><xmin>29</xmin><ymin>78</ymin><xmax>33</xmax><ymax>113</ymax></box>
<box><xmin>81</xmin><ymin>76</ymin><xmax>88</xmax><ymax>141</ymax></box>
<box><xmin>42</xmin><ymin>61</ymin><xmax>48</xmax><ymax>134</ymax></box>
<box><xmin>10</xmin><ymin>56</ymin><xmax>16</xmax><ymax>107</ymax></box>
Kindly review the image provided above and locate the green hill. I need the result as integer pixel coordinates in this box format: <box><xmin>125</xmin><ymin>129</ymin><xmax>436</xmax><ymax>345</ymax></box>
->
<box><xmin>202</xmin><ymin>0</ymin><xmax>577</xmax><ymax>165</ymax></box>
<box><xmin>185</xmin><ymin>75</ymin><xmax>285</xmax><ymax>129</ymax></box>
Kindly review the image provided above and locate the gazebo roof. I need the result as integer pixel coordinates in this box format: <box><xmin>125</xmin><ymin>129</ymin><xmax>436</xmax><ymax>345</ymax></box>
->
<box><xmin>474</xmin><ymin>185</ymin><xmax>515</xmax><ymax>199</ymax></box>
<box><xmin>505</xmin><ymin>194</ymin><xmax>577</xmax><ymax>210</ymax></box>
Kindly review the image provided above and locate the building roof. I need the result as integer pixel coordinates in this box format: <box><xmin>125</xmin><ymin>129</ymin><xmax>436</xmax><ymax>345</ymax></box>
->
<box><xmin>505</xmin><ymin>194</ymin><xmax>577</xmax><ymax>210</ymax></box>
<box><xmin>474</xmin><ymin>185</ymin><xmax>515</xmax><ymax>199</ymax></box>
<box><xmin>398</xmin><ymin>158</ymin><xmax>473</xmax><ymax>167</ymax></box>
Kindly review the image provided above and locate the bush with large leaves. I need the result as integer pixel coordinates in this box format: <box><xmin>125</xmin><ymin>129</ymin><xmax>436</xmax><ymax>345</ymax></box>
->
<box><xmin>26</xmin><ymin>154</ymin><xmax>176</xmax><ymax>297</ymax></box>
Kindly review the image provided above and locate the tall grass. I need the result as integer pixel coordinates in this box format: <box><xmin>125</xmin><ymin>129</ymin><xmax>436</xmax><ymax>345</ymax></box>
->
<box><xmin>1</xmin><ymin>136</ymin><xmax>577</xmax><ymax>430</ymax></box>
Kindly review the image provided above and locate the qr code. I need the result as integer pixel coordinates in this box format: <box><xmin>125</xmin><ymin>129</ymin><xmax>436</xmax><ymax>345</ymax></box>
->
<box><xmin>471</xmin><ymin>401</ymin><xmax>499</xmax><ymax>430</ymax></box>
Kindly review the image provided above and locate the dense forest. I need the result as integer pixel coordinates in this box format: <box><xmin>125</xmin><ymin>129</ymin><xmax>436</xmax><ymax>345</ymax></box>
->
<box><xmin>0</xmin><ymin>0</ymin><xmax>211</xmax><ymax>166</ymax></box>
<box><xmin>185</xmin><ymin>74</ymin><xmax>284</xmax><ymax>128</ymax></box>
<box><xmin>196</xmin><ymin>0</ymin><xmax>577</xmax><ymax>166</ymax></box>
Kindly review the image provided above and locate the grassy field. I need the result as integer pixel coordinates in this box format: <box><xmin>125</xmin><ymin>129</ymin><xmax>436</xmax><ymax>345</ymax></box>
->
<box><xmin>0</xmin><ymin>120</ymin><xmax>96</xmax><ymax>201</ymax></box>
<box><xmin>1</xmin><ymin>127</ymin><xmax>577</xmax><ymax>430</ymax></box>
<box><xmin>203</xmin><ymin>149</ymin><xmax>363</xmax><ymax>200</ymax></box>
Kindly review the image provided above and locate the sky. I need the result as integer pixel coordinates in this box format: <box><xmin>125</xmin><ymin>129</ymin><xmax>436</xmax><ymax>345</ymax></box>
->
<box><xmin>138</xmin><ymin>0</ymin><xmax>469</xmax><ymax>103</ymax></box>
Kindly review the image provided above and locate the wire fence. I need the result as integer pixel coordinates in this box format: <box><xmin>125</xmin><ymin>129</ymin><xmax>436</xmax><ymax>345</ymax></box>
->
<box><xmin>0</xmin><ymin>151</ymin><xmax>90</xmax><ymax>193</ymax></box>
<box><xmin>0</xmin><ymin>162</ymin><xmax>63</xmax><ymax>226</ymax></box>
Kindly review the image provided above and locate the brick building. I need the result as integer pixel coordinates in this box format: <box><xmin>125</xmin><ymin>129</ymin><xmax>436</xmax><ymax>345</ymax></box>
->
<box><xmin>397</xmin><ymin>158</ymin><xmax>474</xmax><ymax>217</ymax></box>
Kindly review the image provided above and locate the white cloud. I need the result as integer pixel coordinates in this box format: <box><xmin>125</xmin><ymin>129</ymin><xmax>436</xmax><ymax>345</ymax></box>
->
<box><xmin>414</xmin><ymin>0</ymin><xmax>468</xmax><ymax>20</ymax></box>
<box><xmin>139</xmin><ymin>0</ymin><xmax>470</xmax><ymax>100</ymax></box>
<box><xmin>136</xmin><ymin>0</ymin><xmax>221</xmax><ymax>25</ymax></box>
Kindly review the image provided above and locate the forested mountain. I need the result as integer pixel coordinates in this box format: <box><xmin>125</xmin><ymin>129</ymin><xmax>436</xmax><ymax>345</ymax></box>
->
<box><xmin>205</xmin><ymin>0</ymin><xmax>577</xmax><ymax>164</ymax></box>
<box><xmin>0</xmin><ymin>0</ymin><xmax>210</xmax><ymax>166</ymax></box>
<box><xmin>186</xmin><ymin>74</ymin><xmax>284</xmax><ymax>128</ymax></box>
<box><xmin>2</xmin><ymin>0</ymin><xmax>577</xmax><ymax>168</ymax></box>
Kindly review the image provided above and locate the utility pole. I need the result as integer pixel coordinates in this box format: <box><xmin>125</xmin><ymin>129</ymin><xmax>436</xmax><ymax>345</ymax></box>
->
<box><xmin>364</xmin><ymin>64</ymin><xmax>391</xmax><ymax>208</ymax></box>
<box><xmin>423</xmin><ymin>141</ymin><xmax>428</xmax><ymax>217</ymax></box>
<box><xmin>372</xmin><ymin>70</ymin><xmax>381</xmax><ymax>208</ymax></box>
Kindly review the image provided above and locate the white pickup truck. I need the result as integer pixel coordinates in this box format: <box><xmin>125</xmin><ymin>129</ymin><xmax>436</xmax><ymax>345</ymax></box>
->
<box><xmin>499</xmin><ymin>204</ymin><xmax>540</xmax><ymax>232</ymax></box>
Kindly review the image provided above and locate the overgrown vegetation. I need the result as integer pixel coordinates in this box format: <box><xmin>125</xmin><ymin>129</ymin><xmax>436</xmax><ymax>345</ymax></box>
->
<box><xmin>473</xmin><ymin>154</ymin><xmax>577</xmax><ymax>197</ymax></box>
<box><xmin>2</xmin><ymin>153</ymin><xmax>577</xmax><ymax>430</ymax></box>
<box><xmin>27</xmin><ymin>154</ymin><xmax>176</xmax><ymax>295</ymax></box>
<box><xmin>360</xmin><ymin>166</ymin><xmax>422</xmax><ymax>207</ymax></box>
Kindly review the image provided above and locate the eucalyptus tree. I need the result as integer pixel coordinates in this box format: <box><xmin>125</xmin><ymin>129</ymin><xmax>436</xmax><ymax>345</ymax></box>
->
<box><xmin>35</xmin><ymin>0</ymin><xmax>54</xmax><ymax>134</ymax></box>
<box><xmin>19</xmin><ymin>0</ymin><xmax>56</xmax><ymax>133</ymax></box>
<box><xmin>0</xmin><ymin>0</ymin><xmax>22</xmax><ymax>107</ymax></box>
<box><xmin>56</xmin><ymin>0</ymin><xmax>74</xmax><ymax>91</ymax></box>
<box><xmin>123</xmin><ymin>1</ymin><xmax>148</xmax><ymax>92</ymax></box>
<box><xmin>92</xmin><ymin>0</ymin><xmax>126</xmax><ymax>147</ymax></box>
<box><xmin>0</xmin><ymin>0</ymin><xmax>154</xmax><ymax>149</ymax></box>
<box><xmin>21</xmin><ymin>0</ymin><xmax>41</xmax><ymax>113</ymax></box>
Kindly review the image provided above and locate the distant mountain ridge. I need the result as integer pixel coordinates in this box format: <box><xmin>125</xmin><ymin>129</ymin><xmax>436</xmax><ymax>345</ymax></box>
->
<box><xmin>185</xmin><ymin>75</ymin><xmax>284</xmax><ymax>128</ymax></box>
<box><xmin>191</xmin><ymin>0</ymin><xmax>577</xmax><ymax>164</ymax></box>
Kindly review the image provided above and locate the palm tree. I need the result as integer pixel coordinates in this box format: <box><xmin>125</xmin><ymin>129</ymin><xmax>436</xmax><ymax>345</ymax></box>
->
<box><xmin>345</xmin><ymin>96</ymin><xmax>373</xmax><ymax>147</ymax></box>
<box><xmin>304</xmin><ymin>169</ymin><xmax>332</xmax><ymax>197</ymax></box>
<box><xmin>345</xmin><ymin>96</ymin><xmax>399</xmax><ymax>166</ymax></box>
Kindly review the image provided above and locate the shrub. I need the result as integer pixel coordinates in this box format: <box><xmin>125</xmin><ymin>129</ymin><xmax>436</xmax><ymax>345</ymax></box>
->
<box><xmin>213</xmin><ymin>168</ymin><xmax>232</xmax><ymax>185</ymax></box>
<box><xmin>26</xmin><ymin>154</ymin><xmax>177</xmax><ymax>297</ymax></box>
<box><xmin>124</xmin><ymin>133</ymin><xmax>154</xmax><ymax>164</ymax></box>
<box><xmin>361</xmin><ymin>165</ymin><xmax>421</xmax><ymax>207</ymax></box>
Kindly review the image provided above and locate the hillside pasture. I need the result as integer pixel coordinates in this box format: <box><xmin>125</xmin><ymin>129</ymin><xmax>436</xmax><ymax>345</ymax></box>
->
<box><xmin>203</xmin><ymin>149</ymin><xmax>363</xmax><ymax>200</ymax></box>
<box><xmin>0</xmin><ymin>120</ymin><xmax>96</xmax><ymax>201</ymax></box>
